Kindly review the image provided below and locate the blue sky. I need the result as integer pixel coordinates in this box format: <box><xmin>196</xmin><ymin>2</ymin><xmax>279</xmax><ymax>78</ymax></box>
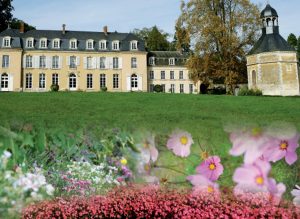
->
<box><xmin>12</xmin><ymin>0</ymin><xmax>300</xmax><ymax>39</ymax></box>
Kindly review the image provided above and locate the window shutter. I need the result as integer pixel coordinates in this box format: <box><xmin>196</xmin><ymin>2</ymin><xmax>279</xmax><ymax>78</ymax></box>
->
<box><xmin>59</xmin><ymin>56</ymin><xmax>62</xmax><ymax>69</ymax></box>
<box><xmin>138</xmin><ymin>76</ymin><xmax>143</xmax><ymax>91</ymax></box>
<box><xmin>23</xmin><ymin>56</ymin><xmax>26</xmax><ymax>68</ymax></box>
<box><xmin>97</xmin><ymin>57</ymin><xmax>100</xmax><ymax>69</ymax></box>
<box><xmin>34</xmin><ymin>56</ymin><xmax>39</xmax><ymax>68</ymax></box>
<box><xmin>92</xmin><ymin>57</ymin><xmax>97</xmax><ymax>69</ymax></box>
<box><xmin>67</xmin><ymin>56</ymin><xmax>70</xmax><ymax>66</ymax></box>
<box><xmin>47</xmin><ymin>56</ymin><xmax>52</xmax><ymax>69</ymax></box>
<box><xmin>127</xmin><ymin>76</ymin><xmax>131</xmax><ymax>91</ymax></box>
<box><xmin>119</xmin><ymin>57</ymin><xmax>122</xmax><ymax>69</ymax></box>
<box><xmin>76</xmin><ymin>57</ymin><xmax>80</xmax><ymax>66</ymax></box>
<box><xmin>83</xmin><ymin>57</ymin><xmax>87</xmax><ymax>69</ymax></box>
<box><xmin>0</xmin><ymin>56</ymin><xmax>2</xmax><ymax>67</ymax></box>
<box><xmin>8</xmin><ymin>74</ymin><xmax>13</xmax><ymax>91</ymax></box>
<box><xmin>106</xmin><ymin>57</ymin><xmax>111</xmax><ymax>69</ymax></box>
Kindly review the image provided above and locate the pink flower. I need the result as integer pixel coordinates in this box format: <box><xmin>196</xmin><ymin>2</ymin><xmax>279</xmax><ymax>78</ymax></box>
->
<box><xmin>196</xmin><ymin>156</ymin><xmax>223</xmax><ymax>181</ymax></box>
<box><xmin>166</xmin><ymin>130</ymin><xmax>193</xmax><ymax>157</ymax></box>
<box><xmin>268</xmin><ymin>178</ymin><xmax>286</xmax><ymax>205</ymax></box>
<box><xmin>187</xmin><ymin>174</ymin><xmax>219</xmax><ymax>194</ymax></box>
<box><xmin>263</xmin><ymin>134</ymin><xmax>299</xmax><ymax>165</ymax></box>
<box><xmin>233</xmin><ymin>159</ymin><xmax>271</xmax><ymax>193</ymax></box>
<box><xmin>140</xmin><ymin>135</ymin><xmax>159</xmax><ymax>163</ymax></box>
<box><xmin>229</xmin><ymin>128</ymin><xmax>272</xmax><ymax>164</ymax></box>
<box><xmin>291</xmin><ymin>185</ymin><xmax>300</xmax><ymax>206</ymax></box>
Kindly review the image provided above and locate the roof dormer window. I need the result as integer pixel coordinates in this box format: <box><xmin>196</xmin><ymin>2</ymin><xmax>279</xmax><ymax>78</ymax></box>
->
<box><xmin>86</xmin><ymin>39</ymin><xmax>94</xmax><ymax>50</ymax></box>
<box><xmin>40</xmin><ymin>38</ymin><xmax>47</xmax><ymax>49</ymax></box>
<box><xmin>99</xmin><ymin>40</ymin><xmax>107</xmax><ymax>50</ymax></box>
<box><xmin>112</xmin><ymin>40</ymin><xmax>119</xmax><ymax>50</ymax></box>
<box><xmin>53</xmin><ymin>38</ymin><xmax>60</xmax><ymax>49</ymax></box>
<box><xmin>26</xmin><ymin>38</ymin><xmax>34</xmax><ymax>48</ymax></box>
<box><xmin>130</xmin><ymin>40</ymin><xmax>138</xmax><ymax>50</ymax></box>
<box><xmin>149</xmin><ymin>57</ymin><xmax>155</xmax><ymax>66</ymax></box>
<box><xmin>70</xmin><ymin>39</ymin><xmax>77</xmax><ymax>49</ymax></box>
<box><xmin>3</xmin><ymin>37</ymin><xmax>11</xmax><ymax>48</ymax></box>
<box><xmin>169</xmin><ymin>58</ymin><xmax>175</xmax><ymax>66</ymax></box>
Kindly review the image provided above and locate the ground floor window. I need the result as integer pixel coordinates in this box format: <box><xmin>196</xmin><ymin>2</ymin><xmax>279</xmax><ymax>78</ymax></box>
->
<box><xmin>180</xmin><ymin>84</ymin><xmax>184</xmax><ymax>93</ymax></box>
<box><xmin>171</xmin><ymin>84</ymin><xmax>175</xmax><ymax>93</ymax></box>
<box><xmin>100</xmin><ymin>74</ymin><xmax>106</xmax><ymax>88</ymax></box>
<box><xmin>131</xmin><ymin>74</ymin><xmax>138</xmax><ymax>89</ymax></box>
<box><xmin>39</xmin><ymin>73</ymin><xmax>46</xmax><ymax>89</ymax></box>
<box><xmin>69</xmin><ymin>73</ymin><xmax>77</xmax><ymax>90</ymax></box>
<box><xmin>1</xmin><ymin>73</ymin><xmax>8</xmax><ymax>89</ymax></box>
<box><xmin>87</xmin><ymin>74</ymin><xmax>93</xmax><ymax>89</ymax></box>
<box><xmin>189</xmin><ymin>84</ymin><xmax>193</xmax><ymax>94</ymax></box>
<box><xmin>113</xmin><ymin>74</ymin><xmax>119</xmax><ymax>89</ymax></box>
<box><xmin>52</xmin><ymin>73</ymin><xmax>59</xmax><ymax>85</ymax></box>
<box><xmin>149</xmin><ymin>84</ymin><xmax>154</xmax><ymax>92</ymax></box>
<box><xmin>25</xmin><ymin>73</ymin><xmax>32</xmax><ymax>89</ymax></box>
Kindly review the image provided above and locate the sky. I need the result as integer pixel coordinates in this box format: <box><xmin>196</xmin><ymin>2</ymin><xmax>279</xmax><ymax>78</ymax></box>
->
<box><xmin>12</xmin><ymin>0</ymin><xmax>300</xmax><ymax>39</ymax></box>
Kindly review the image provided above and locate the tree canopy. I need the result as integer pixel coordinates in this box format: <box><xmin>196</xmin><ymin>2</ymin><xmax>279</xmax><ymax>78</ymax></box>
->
<box><xmin>0</xmin><ymin>0</ymin><xmax>14</xmax><ymax>32</ymax></box>
<box><xmin>178</xmin><ymin>0</ymin><xmax>260</xmax><ymax>93</ymax></box>
<box><xmin>10</xmin><ymin>18</ymin><xmax>36</xmax><ymax>31</ymax></box>
<box><xmin>287</xmin><ymin>33</ymin><xmax>298</xmax><ymax>48</ymax></box>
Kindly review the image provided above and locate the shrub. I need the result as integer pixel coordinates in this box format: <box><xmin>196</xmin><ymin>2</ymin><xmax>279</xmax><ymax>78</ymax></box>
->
<box><xmin>238</xmin><ymin>87</ymin><xmax>263</xmax><ymax>96</ymax></box>
<box><xmin>50</xmin><ymin>84</ymin><xmax>59</xmax><ymax>92</ymax></box>
<box><xmin>207</xmin><ymin>86</ymin><xmax>226</xmax><ymax>95</ymax></box>
<box><xmin>153</xmin><ymin>85</ymin><xmax>163</xmax><ymax>93</ymax></box>
<box><xmin>101</xmin><ymin>86</ymin><xmax>107</xmax><ymax>92</ymax></box>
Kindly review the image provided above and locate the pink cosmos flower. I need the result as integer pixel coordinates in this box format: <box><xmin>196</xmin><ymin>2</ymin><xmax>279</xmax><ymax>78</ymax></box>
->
<box><xmin>141</xmin><ymin>135</ymin><xmax>159</xmax><ymax>163</ymax></box>
<box><xmin>233</xmin><ymin>159</ymin><xmax>271</xmax><ymax>193</ymax></box>
<box><xmin>187</xmin><ymin>174</ymin><xmax>220</xmax><ymax>194</ymax></box>
<box><xmin>196</xmin><ymin>156</ymin><xmax>223</xmax><ymax>181</ymax></box>
<box><xmin>268</xmin><ymin>178</ymin><xmax>286</xmax><ymax>205</ymax></box>
<box><xmin>166</xmin><ymin>130</ymin><xmax>193</xmax><ymax>157</ymax></box>
<box><xmin>229</xmin><ymin>128</ymin><xmax>272</xmax><ymax>164</ymax></box>
<box><xmin>291</xmin><ymin>185</ymin><xmax>300</xmax><ymax>206</ymax></box>
<box><xmin>263</xmin><ymin>134</ymin><xmax>299</xmax><ymax>165</ymax></box>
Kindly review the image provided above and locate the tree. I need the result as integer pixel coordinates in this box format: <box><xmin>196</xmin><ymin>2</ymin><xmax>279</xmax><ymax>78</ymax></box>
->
<box><xmin>174</xmin><ymin>19</ymin><xmax>191</xmax><ymax>53</ymax></box>
<box><xmin>179</xmin><ymin>0</ymin><xmax>260</xmax><ymax>94</ymax></box>
<box><xmin>0</xmin><ymin>0</ymin><xmax>14</xmax><ymax>32</ymax></box>
<box><xmin>10</xmin><ymin>18</ymin><xmax>36</xmax><ymax>31</ymax></box>
<box><xmin>297</xmin><ymin>36</ymin><xmax>300</xmax><ymax>61</ymax></box>
<box><xmin>287</xmin><ymin>33</ymin><xmax>298</xmax><ymax>48</ymax></box>
<box><xmin>132</xmin><ymin>26</ymin><xmax>174</xmax><ymax>51</ymax></box>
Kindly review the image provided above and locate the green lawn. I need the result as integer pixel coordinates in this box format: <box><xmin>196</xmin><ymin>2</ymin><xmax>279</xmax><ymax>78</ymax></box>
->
<box><xmin>0</xmin><ymin>92</ymin><xmax>299</xmax><ymax>197</ymax></box>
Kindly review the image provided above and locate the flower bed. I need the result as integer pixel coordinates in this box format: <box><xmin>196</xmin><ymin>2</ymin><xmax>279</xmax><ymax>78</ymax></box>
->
<box><xmin>22</xmin><ymin>186</ymin><xmax>299</xmax><ymax>219</ymax></box>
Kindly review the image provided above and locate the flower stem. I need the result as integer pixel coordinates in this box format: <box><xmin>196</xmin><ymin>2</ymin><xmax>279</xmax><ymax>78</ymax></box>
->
<box><xmin>154</xmin><ymin>165</ymin><xmax>188</xmax><ymax>176</ymax></box>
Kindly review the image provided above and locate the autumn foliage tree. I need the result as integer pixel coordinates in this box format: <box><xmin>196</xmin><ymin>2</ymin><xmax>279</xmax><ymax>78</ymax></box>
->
<box><xmin>179</xmin><ymin>0</ymin><xmax>260</xmax><ymax>93</ymax></box>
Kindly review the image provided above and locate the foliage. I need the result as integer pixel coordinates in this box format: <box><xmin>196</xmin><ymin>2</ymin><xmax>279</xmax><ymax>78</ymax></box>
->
<box><xmin>179</xmin><ymin>0</ymin><xmax>260</xmax><ymax>93</ymax></box>
<box><xmin>207</xmin><ymin>86</ymin><xmax>226</xmax><ymax>95</ymax></box>
<box><xmin>153</xmin><ymin>84</ymin><xmax>163</xmax><ymax>93</ymax></box>
<box><xmin>10</xmin><ymin>18</ymin><xmax>36</xmax><ymax>31</ymax></box>
<box><xmin>287</xmin><ymin>33</ymin><xmax>298</xmax><ymax>48</ymax></box>
<box><xmin>297</xmin><ymin>36</ymin><xmax>300</xmax><ymax>61</ymax></box>
<box><xmin>50</xmin><ymin>84</ymin><xmax>59</xmax><ymax>92</ymax></box>
<box><xmin>100</xmin><ymin>86</ymin><xmax>107</xmax><ymax>92</ymax></box>
<box><xmin>238</xmin><ymin>87</ymin><xmax>262</xmax><ymax>96</ymax></box>
<box><xmin>174</xmin><ymin>19</ymin><xmax>191</xmax><ymax>53</ymax></box>
<box><xmin>0</xmin><ymin>0</ymin><xmax>14</xmax><ymax>32</ymax></box>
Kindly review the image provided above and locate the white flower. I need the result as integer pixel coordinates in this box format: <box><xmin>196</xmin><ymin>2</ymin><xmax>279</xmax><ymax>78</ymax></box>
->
<box><xmin>2</xmin><ymin>150</ymin><xmax>12</xmax><ymax>159</ymax></box>
<box><xmin>291</xmin><ymin>185</ymin><xmax>300</xmax><ymax>206</ymax></box>
<box><xmin>45</xmin><ymin>184</ymin><xmax>55</xmax><ymax>196</ymax></box>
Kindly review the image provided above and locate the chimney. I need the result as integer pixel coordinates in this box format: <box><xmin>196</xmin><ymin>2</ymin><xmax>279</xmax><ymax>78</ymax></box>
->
<box><xmin>62</xmin><ymin>24</ymin><xmax>66</xmax><ymax>35</ymax></box>
<box><xmin>103</xmin><ymin>26</ymin><xmax>108</xmax><ymax>36</ymax></box>
<box><xmin>20</xmin><ymin>22</ymin><xmax>25</xmax><ymax>33</ymax></box>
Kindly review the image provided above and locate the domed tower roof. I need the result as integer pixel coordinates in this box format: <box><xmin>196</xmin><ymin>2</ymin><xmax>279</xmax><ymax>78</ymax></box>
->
<box><xmin>260</xmin><ymin>4</ymin><xmax>278</xmax><ymax>18</ymax></box>
<box><xmin>248</xmin><ymin>4</ymin><xmax>294</xmax><ymax>55</ymax></box>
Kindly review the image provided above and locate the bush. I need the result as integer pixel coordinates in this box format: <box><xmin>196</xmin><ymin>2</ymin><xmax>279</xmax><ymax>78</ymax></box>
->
<box><xmin>238</xmin><ymin>87</ymin><xmax>263</xmax><ymax>96</ymax></box>
<box><xmin>207</xmin><ymin>86</ymin><xmax>226</xmax><ymax>95</ymax></box>
<box><xmin>153</xmin><ymin>85</ymin><xmax>163</xmax><ymax>93</ymax></box>
<box><xmin>101</xmin><ymin>87</ymin><xmax>107</xmax><ymax>92</ymax></box>
<box><xmin>50</xmin><ymin>84</ymin><xmax>59</xmax><ymax>92</ymax></box>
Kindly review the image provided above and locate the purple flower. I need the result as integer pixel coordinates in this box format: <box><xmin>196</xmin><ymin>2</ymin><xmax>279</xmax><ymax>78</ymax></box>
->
<box><xmin>196</xmin><ymin>156</ymin><xmax>223</xmax><ymax>181</ymax></box>
<box><xmin>268</xmin><ymin>178</ymin><xmax>286</xmax><ymax>205</ymax></box>
<box><xmin>187</xmin><ymin>174</ymin><xmax>219</xmax><ymax>194</ymax></box>
<box><xmin>166</xmin><ymin>130</ymin><xmax>193</xmax><ymax>157</ymax></box>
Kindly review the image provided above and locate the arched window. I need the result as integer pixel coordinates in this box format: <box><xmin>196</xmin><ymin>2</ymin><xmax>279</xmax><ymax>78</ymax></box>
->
<box><xmin>131</xmin><ymin>74</ymin><xmax>138</xmax><ymax>89</ymax></box>
<box><xmin>69</xmin><ymin>73</ymin><xmax>77</xmax><ymax>90</ymax></box>
<box><xmin>1</xmin><ymin>73</ymin><xmax>8</xmax><ymax>89</ymax></box>
<box><xmin>252</xmin><ymin>70</ymin><xmax>257</xmax><ymax>88</ymax></box>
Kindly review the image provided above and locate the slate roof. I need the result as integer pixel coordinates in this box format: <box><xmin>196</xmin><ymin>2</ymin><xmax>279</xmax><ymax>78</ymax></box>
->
<box><xmin>148</xmin><ymin>51</ymin><xmax>188</xmax><ymax>66</ymax></box>
<box><xmin>0</xmin><ymin>28</ymin><xmax>146</xmax><ymax>52</ymax></box>
<box><xmin>260</xmin><ymin>4</ymin><xmax>278</xmax><ymax>18</ymax></box>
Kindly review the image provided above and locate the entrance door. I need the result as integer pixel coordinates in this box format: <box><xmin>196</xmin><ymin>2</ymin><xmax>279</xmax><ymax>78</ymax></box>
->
<box><xmin>69</xmin><ymin>73</ymin><xmax>77</xmax><ymax>91</ymax></box>
<box><xmin>131</xmin><ymin>74</ymin><xmax>138</xmax><ymax>91</ymax></box>
<box><xmin>1</xmin><ymin>73</ymin><xmax>9</xmax><ymax>91</ymax></box>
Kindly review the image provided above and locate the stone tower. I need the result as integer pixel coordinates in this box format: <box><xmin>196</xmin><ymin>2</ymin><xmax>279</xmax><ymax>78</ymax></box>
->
<box><xmin>246</xmin><ymin>4</ymin><xmax>300</xmax><ymax>96</ymax></box>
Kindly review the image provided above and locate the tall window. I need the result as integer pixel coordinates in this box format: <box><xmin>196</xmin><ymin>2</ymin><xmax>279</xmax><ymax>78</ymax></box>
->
<box><xmin>26</xmin><ymin>56</ymin><xmax>33</xmax><ymax>68</ymax></box>
<box><xmin>87</xmin><ymin>57</ymin><xmax>93</xmax><ymax>69</ymax></box>
<box><xmin>161</xmin><ymin>71</ymin><xmax>165</xmax><ymax>79</ymax></box>
<box><xmin>40</xmin><ymin>39</ymin><xmax>47</xmax><ymax>48</ymax></box>
<box><xmin>130</xmin><ymin>41</ymin><xmax>138</xmax><ymax>50</ymax></box>
<box><xmin>112</xmin><ymin>41</ymin><xmax>119</xmax><ymax>50</ymax></box>
<box><xmin>1</xmin><ymin>73</ymin><xmax>8</xmax><ymax>89</ymax></box>
<box><xmin>2</xmin><ymin>55</ymin><xmax>9</xmax><ymax>68</ymax></box>
<box><xmin>149</xmin><ymin>71</ymin><xmax>154</xmax><ymax>80</ymax></box>
<box><xmin>25</xmin><ymin>73</ymin><xmax>32</xmax><ymax>89</ymax></box>
<box><xmin>3</xmin><ymin>37</ymin><xmax>11</xmax><ymax>47</ymax></box>
<box><xmin>252</xmin><ymin>70</ymin><xmax>257</xmax><ymax>88</ymax></box>
<box><xmin>69</xmin><ymin>73</ymin><xmax>77</xmax><ymax>89</ymax></box>
<box><xmin>170</xmin><ymin>71</ymin><xmax>174</xmax><ymax>80</ymax></box>
<box><xmin>87</xmin><ymin>74</ymin><xmax>93</xmax><ymax>89</ymax></box>
<box><xmin>52</xmin><ymin>56</ymin><xmax>59</xmax><ymax>69</ymax></box>
<box><xmin>26</xmin><ymin>38</ymin><xmax>34</xmax><ymax>48</ymax></box>
<box><xmin>86</xmin><ymin>40</ymin><xmax>94</xmax><ymax>50</ymax></box>
<box><xmin>189</xmin><ymin>84</ymin><xmax>193</xmax><ymax>94</ymax></box>
<box><xmin>53</xmin><ymin>39</ymin><xmax>60</xmax><ymax>49</ymax></box>
<box><xmin>99</xmin><ymin>40</ymin><xmax>107</xmax><ymax>50</ymax></box>
<box><xmin>113</xmin><ymin>57</ymin><xmax>119</xmax><ymax>69</ymax></box>
<box><xmin>131</xmin><ymin>57</ymin><xmax>137</xmax><ymax>68</ymax></box>
<box><xmin>179</xmin><ymin>71</ymin><xmax>184</xmax><ymax>79</ymax></box>
<box><xmin>70</xmin><ymin>56</ymin><xmax>77</xmax><ymax>69</ymax></box>
<box><xmin>100</xmin><ymin>57</ymin><xmax>106</xmax><ymax>69</ymax></box>
<box><xmin>39</xmin><ymin>73</ymin><xmax>46</xmax><ymax>89</ymax></box>
<box><xmin>131</xmin><ymin>74</ymin><xmax>138</xmax><ymax>89</ymax></box>
<box><xmin>170</xmin><ymin>84</ymin><xmax>175</xmax><ymax>93</ymax></box>
<box><xmin>39</xmin><ymin>56</ymin><xmax>46</xmax><ymax>68</ymax></box>
<box><xmin>52</xmin><ymin>73</ymin><xmax>59</xmax><ymax>85</ymax></box>
<box><xmin>169</xmin><ymin>58</ymin><xmax>175</xmax><ymax>66</ymax></box>
<box><xmin>113</xmin><ymin>74</ymin><xmax>119</xmax><ymax>89</ymax></box>
<box><xmin>100</xmin><ymin>74</ymin><xmax>106</xmax><ymax>88</ymax></box>
<box><xmin>149</xmin><ymin>57</ymin><xmax>155</xmax><ymax>65</ymax></box>
<box><xmin>180</xmin><ymin>84</ymin><xmax>184</xmax><ymax>93</ymax></box>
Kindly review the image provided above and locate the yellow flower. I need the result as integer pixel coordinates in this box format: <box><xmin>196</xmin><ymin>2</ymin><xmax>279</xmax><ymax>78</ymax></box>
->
<box><xmin>120</xmin><ymin>158</ymin><xmax>127</xmax><ymax>165</ymax></box>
